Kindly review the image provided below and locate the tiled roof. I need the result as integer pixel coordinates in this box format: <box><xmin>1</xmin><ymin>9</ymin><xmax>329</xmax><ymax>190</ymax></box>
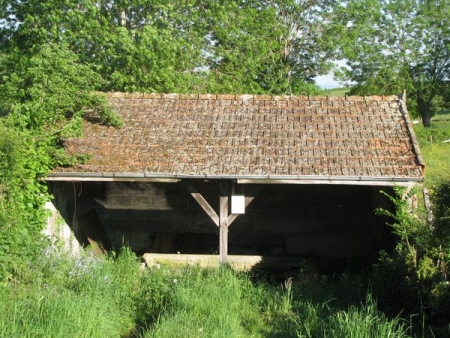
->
<box><xmin>50</xmin><ymin>92</ymin><xmax>425</xmax><ymax>184</ymax></box>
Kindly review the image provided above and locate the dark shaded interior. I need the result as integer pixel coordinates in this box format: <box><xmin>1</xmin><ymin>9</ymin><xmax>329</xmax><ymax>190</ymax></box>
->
<box><xmin>48</xmin><ymin>180</ymin><xmax>396</xmax><ymax>272</ymax></box>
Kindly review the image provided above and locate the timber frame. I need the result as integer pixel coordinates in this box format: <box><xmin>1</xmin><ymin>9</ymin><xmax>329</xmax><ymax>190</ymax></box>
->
<box><xmin>181</xmin><ymin>180</ymin><xmax>257</xmax><ymax>264</ymax></box>
<box><xmin>46</xmin><ymin>93</ymin><xmax>425</xmax><ymax>267</ymax></box>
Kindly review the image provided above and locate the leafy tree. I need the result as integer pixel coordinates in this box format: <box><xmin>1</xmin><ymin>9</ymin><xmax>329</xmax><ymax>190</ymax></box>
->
<box><xmin>0</xmin><ymin>1</ymin><xmax>205</xmax><ymax>92</ymax></box>
<box><xmin>89</xmin><ymin>0</ymin><xmax>210</xmax><ymax>92</ymax></box>
<box><xmin>336</xmin><ymin>0</ymin><xmax>450</xmax><ymax>127</ymax></box>
<box><xmin>264</xmin><ymin>0</ymin><xmax>337</xmax><ymax>93</ymax></box>
<box><xmin>205</xmin><ymin>0</ymin><xmax>336</xmax><ymax>94</ymax></box>
<box><xmin>1</xmin><ymin>0</ymin><xmax>336</xmax><ymax>95</ymax></box>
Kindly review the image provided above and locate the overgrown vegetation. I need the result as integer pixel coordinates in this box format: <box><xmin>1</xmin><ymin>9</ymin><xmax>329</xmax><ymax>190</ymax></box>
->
<box><xmin>365</xmin><ymin>121</ymin><xmax>450</xmax><ymax>337</ymax></box>
<box><xmin>0</xmin><ymin>122</ymin><xmax>51</xmax><ymax>278</ymax></box>
<box><xmin>0</xmin><ymin>42</ymin><xmax>122</xmax><ymax>280</ymax></box>
<box><xmin>0</xmin><ymin>247</ymin><xmax>410</xmax><ymax>338</ymax></box>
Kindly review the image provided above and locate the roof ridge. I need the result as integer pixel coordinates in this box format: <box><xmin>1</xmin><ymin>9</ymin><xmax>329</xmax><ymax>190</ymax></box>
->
<box><xmin>106</xmin><ymin>92</ymin><xmax>399</xmax><ymax>102</ymax></box>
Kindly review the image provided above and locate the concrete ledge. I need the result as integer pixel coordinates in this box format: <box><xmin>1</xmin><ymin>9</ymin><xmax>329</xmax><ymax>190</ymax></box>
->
<box><xmin>142</xmin><ymin>253</ymin><xmax>305</xmax><ymax>271</ymax></box>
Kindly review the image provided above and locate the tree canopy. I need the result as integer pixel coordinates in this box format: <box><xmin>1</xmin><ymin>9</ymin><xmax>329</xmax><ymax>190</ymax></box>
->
<box><xmin>2</xmin><ymin>0</ymin><xmax>449</xmax><ymax>124</ymax></box>
<box><xmin>0</xmin><ymin>0</ymin><xmax>337</xmax><ymax>95</ymax></box>
<box><xmin>336</xmin><ymin>0</ymin><xmax>450</xmax><ymax>127</ymax></box>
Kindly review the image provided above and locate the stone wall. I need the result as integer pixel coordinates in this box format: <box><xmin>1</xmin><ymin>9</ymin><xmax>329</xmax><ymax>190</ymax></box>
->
<box><xmin>48</xmin><ymin>180</ymin><xmax>395</xmax><ymax>264</ymax></box>
<box><xmin>43</xmin><ymin>201</ymin><xmax>82</xmax><ymax>254</ymax></box>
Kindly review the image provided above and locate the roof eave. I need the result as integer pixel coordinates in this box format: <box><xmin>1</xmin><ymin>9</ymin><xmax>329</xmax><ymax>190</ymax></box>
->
<box><xmin>46</xmin><ymin>172</ymin><xmax>423</xmax><ymax>186</ymax></box>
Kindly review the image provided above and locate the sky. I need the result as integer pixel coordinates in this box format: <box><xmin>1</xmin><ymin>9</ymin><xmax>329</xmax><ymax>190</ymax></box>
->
<box><xmin>315</xmin><ymin>73</ymin><xmax>342</xmax><ymax>89</ymax></box>
<box><xmin>314</xmin><ymin>60</ymin><xmax>348</xmax><ymax>89</ymax></box>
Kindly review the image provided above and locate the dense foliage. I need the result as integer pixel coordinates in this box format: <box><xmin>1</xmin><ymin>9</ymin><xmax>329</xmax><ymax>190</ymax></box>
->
<box><xmin>0</xmin><ymin>122</ymin><xmax>51</xmax><ymax>278</ymax></box>
<box><xmin>1</xmin><ymin>0</ymin><xmax>338</xmax><ymax>95</ymax></box>
<box><xmin>0</xmin><ymin>43</ymin><xmax>121</xmax><ymax>133</ymax></box>
<box><xmin>0</xmin><ymin>42</ymin><xmax>121</xmax><ymax>279</ymax></box>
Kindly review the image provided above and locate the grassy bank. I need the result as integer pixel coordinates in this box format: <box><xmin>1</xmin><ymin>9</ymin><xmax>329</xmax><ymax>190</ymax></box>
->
<box><xmin>320</xmin><ymin>87</ymin><xmax>350</xmax><ymax>96</ymax></box>
<box><xmin>414</xmin><ymin>118</ymin><xmax>450</xmax><ymax>185</ymax></box>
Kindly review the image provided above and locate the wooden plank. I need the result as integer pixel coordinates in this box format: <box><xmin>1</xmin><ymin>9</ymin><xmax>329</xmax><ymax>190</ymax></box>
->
<box><xmin>219</xmin><ymin>181</ymin><xmax>229</xmax><ymax>265</ymax></box>
<box><xmin>181</xmin><ymin>180</ymin><xmax>219</xmax><ymax>226</ymax></box>
<box><xmin>46</xmin><ymin>176</ymin><xmax>179</xmax><ymax>182</ymax></box>
<box><xmin>237</xmin><ymin>179</ymin><xmax>418</xmax><ymax>186</ymax></box>
<box><xmin>78</xmin><ymin>209</ymin><xmax>111</xmax><ymax>256</ymax></box>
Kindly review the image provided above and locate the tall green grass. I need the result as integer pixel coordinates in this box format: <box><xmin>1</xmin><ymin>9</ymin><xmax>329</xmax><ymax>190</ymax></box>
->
<box><xmin>0</xmin><ymin>247</ymin><xmax>411</xmax><ymax>338</ymax></box>
<box><xmin>140</xmin><ymin>267</ymin><xmax>267</xmax><ymax>337</ymax></box>
<box><xmin>0</xmin><ymin>247</ymin><xmax>141</xmax><ymax>337</ymax></box>
<box><xmin>325</xmin><ymin>298</ymin><xmax>408</xmax><ymax>338</ymax></box>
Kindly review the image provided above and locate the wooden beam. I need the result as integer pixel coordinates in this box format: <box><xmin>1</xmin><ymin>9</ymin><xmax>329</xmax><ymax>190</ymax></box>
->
<box><xmin>219</xmin><ymin>181</ymin><xmax>229</xmax><ymax>265</ymax></box>
<box><xmin>423</xmin><ymin>188</ymin><xmax>434</xmax><ymax>226</ymax></box>
<box><xmin>236</xmin><ymin>179</ymin><xmax>419</xmax><ymax>186</ymax></box>
<box><xmin>181</xmin><ymin>180</ymin><xmax>259</xmax><ymax>266</ymax></box>
<box><xmin>181</xmin><ymin>180</ymin><xmax>219</xmax><ymax>227</ymax></box>
<box><xmin>78</xmin><ymin>209</ymin><xmax>111</xmax><ymax>256</ymax></box>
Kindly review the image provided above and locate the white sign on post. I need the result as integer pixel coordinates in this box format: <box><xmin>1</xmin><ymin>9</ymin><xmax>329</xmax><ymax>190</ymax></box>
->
<box><xmin>231</xmin><ymin>195</ymin><xmax>245</xmax><ymax>214</ymax></box>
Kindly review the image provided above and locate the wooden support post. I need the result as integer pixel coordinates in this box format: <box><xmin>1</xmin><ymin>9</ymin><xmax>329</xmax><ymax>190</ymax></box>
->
<box><xmin>181</xmin><ymin>180</ymin><xmax>260</xmax><ymax>266</ymax></box>
<box><xmin>219</xmin><ymin>180</ymin><xmax>229</xmax><ymax>265</ymax></box>
<box><xmin>423</xmin><ymin>188</ymin><xmax>434</xmax><ymax>228</ymax></box>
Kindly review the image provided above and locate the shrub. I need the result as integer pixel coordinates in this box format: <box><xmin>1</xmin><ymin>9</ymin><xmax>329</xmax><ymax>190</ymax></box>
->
<box><xmin>0</xmin><ymin>121</ymin><xmax>50</xmax><ymax>280</ymax></box>
<box><xmin>370</xmin><ymin>182</ymin><xmax>450</xmax><ymax>337</ymax></box>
